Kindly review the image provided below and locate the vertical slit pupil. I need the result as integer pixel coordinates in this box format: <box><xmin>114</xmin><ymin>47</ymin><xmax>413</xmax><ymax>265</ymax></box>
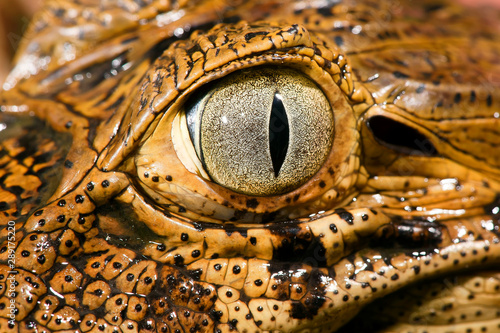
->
<box><xmin>269</xmin><ymin>93</ymin><xmax>289</xmax><ymax>177</ymax></box>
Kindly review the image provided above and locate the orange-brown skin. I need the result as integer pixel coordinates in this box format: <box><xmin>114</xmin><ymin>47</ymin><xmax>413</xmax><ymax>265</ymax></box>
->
<box><xmin>0</xmin><ymin>0</ymin><xmax>500</xmax><ymax>332</ymax></box>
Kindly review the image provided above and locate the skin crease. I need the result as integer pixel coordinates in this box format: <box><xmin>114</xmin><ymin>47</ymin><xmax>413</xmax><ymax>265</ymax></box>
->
<box><xmin>0</xmin><ymin>0</ymin><xmax>499</xmax><ymax>85</ymax></box>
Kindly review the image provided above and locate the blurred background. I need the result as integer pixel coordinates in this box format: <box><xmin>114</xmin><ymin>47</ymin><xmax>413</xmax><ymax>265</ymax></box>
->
<box><xmin>0</xmin><ymin>0</ymin><xmax>41</xmax><ymax>85</ymax></box>
<box><xmin>0</xmin><ymin>0</ymin><xmax>499</xmax><ymax>86</ymax></box>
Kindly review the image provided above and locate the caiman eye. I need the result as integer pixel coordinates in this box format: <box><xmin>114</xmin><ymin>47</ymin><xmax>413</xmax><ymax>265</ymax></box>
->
<box><xmin>184</xmin><ymin>67</ymin><xmax>334</xmax><ymax>196</ymax></box>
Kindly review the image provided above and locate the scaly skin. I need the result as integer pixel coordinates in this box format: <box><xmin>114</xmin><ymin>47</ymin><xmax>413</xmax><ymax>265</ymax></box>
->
<box><xmin>0</xmin><ymin>0</ymin><xmax>500</xmax><ymax>332</ymax></box>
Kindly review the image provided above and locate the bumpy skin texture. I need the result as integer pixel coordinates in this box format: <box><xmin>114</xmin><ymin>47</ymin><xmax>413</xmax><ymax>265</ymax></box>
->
<box><xmin>0</xmin><ymin>0</ymin><xmax>500</xmax><ymax>332</ymax></box>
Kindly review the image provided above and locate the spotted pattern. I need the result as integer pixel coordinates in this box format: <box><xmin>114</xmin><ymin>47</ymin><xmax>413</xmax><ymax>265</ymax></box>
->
<box><xmin>0</xmin><ymin>0</ymin><xmax>500</xmax><ymax>333</ymax></box>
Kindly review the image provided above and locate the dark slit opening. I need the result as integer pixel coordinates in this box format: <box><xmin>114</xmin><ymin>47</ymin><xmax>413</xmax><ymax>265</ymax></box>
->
<box><xmin>269</xmin><ymin>93</ymin><xmax>289</xmax><ymax>177</ymax></box>
<box><xmin>367</xmin><ymin>116</ymin><xmax>437</xmax><ymax>156</ymax></box>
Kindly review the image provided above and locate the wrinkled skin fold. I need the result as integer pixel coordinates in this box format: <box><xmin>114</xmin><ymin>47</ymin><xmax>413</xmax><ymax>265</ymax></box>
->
<box><xmin>0</xmin><ymin>0</ymin><xmax>500</xmax><ymax>332</ymax></box>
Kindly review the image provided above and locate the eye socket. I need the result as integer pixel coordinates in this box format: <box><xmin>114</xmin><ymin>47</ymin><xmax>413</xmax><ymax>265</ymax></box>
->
<box><xmin>185</xmin><ymin>67</ymin><xmax>334</xmax><ymax>196</ymax></box>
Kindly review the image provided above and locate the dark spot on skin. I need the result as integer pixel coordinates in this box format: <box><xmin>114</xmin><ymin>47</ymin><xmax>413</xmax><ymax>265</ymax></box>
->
<box><xmin>319</xmin><ymin>181</ymin><xmax>326</xmax><ymax>188</ymax></box>
<box><xmin>189</xmin><ymin>269</ymin><xmax>202</xmax><ymax>281</ymax></box>
<box><xmin>335</xmin><ymin>208</ymin><xmax>354</xmax><ymax>225</ymax></box>
<box><xmin>226</xmin><ymin>291</ymin><xmax>233</xmax><ymax>298</ymax></box>
<box><xmin>192</xmin><ymin>250</ymin><xmax>201</xmax><ymax>258</ymax></box>
<box><xmin>166</xmin><ymin>175</ymin><xmax>173</xmax><ymax>181</ymax></box>
<box><xmin>330</xmin><ymin>224</ymin><xmax>338</xmax><ymax>233</ymax></box>
<box><xmin>38</xmin><ymin>219</ymin><xmax>45</xmax><ymax>226</ymax></box>
<box><xmin>246</xmin><ymin>199</ymin><xmax>259</xmax><ymax>209</ymax></box>
<box><xmin>75</xmin><ymin>195</ymin><xmax>84</xmax><ymax>203</ymax></box>
<box><xmin>144</xmin><ymin>172</ymin><xmax>149</xmax><ymax>178</ymax></box>
<box><xmin>233</xmin><ymin>265</ymin><xmax>241</xmax><ymax>274</ymax></box>
<box><xmin>57</xmin><ymin>215</ymin><xmax>65</xmax><ymax>222</ymax></box>
<box><xmin>113</xmin><ymin>262</ymin><xmax>122</xmax><ymax>269</ymax></box>
<box><xmin>64</xmin><ymin>160</ymin><xmax>73</xmax><ymax>168</ymax></box>
<box><xmin>157</xmin><ymin>244</ymin><xmax>166</xmax><ymax>251</ymax></box>
<box><xmin>58</xmin><ymin>200</ymin><xmax>66</xmax><ymax>207</ymax></box>
<box><xmin>442</xmin><ymin>303</ymin><xmax>453</xmax><ymax>311</ymax></box>
<box><xmin>334</xmin><ymin>36</ymin><xmax>344</xmax><ymax>46</ymax></box>
<box><xmin>317</xmin><ymin>6</ymin><xmax>333</xmax><ymax>16</ymax></box>
<box><xmin>250</xmin><ymin>237</ymin><xmax>257</xmax><ymax>245</ymax></box>
<box><xmin>391</xmin><ymin>274</ymin><xmax>399</xmax><ymax>280</ymax></box>
<box><xmin>181</xmin><ymin>233</ymin><xmax>189</xmax><ymax>241</ymax></box>
<box><xmin>91</xmin><ymin>262</ymin><xmax>100</xmax><ymax>268</ymax></box>
<box><xmin>65</xmin><ymin>275</ymin><xmax>73</xmax><ymax>282</ymax></box>
<box><xmin>470</xmin><ymin>90</ymin><xmax>476</xmax><ymax>103</ymax></box>
<box><xmin>21</xmin><ymin>250</ymin><xmax>30</xmax><ymax>257</ymax></box>
<box><xmin>37</xmin><ymin>255</ymin><xmax>46</xmax><ymax>264</ymax></box>
<box><xmin>174</xmin><ymin>254</ymin><xmax>184</xmax><ymax>266</ymax></box>
<box><xmin>393</xmin><ymin>71</ymin><xmax>409</xmax><ymax>79</ymax></box>
<box><xmin>152</xmin><ymin>176</ymin><xmax>159</xmax><ymax>182</ymax></box>
<box><xmin>115</xmin><ymin>298</ymin><xmax>123</xmax><ymax>305</ymax></box>
<box><xmin>214</xmin><ymin>264</ymin><xmax>222</xmax><ymax>271</ymax></box>
<box><xmin>255</xmin><ymin>279</ymin><xmax>263</xmax><ymax>286</ymax></box>
<box><xmin>361</xmin><ymin>214</ymin><xmax>369</xmax><ymax>221</ymax></box>
<box><xmin>127</xmin><ymin>273</ymin><xmax>135</xmax><ymax>281</ymax></box>
<box><xmin>30</xmin><ymin>235</ymin><xmax>37</xmax><ymax>241</ymax></box>
<box><xmin>101</xmin><ymin>180</ymin><xmax>110</xmax><ymax>188</ymax></box>
<box><xmin>244</xmin><ymin>31</ymin><xmax>268</xmax><ymax>42</ymax></box>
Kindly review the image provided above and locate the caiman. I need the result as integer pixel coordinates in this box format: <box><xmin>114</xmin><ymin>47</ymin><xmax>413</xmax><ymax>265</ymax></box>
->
<box><xmin>0</xmin><ymin>0</ymin><xmax>499</xmax><ymax>332</ymax></box>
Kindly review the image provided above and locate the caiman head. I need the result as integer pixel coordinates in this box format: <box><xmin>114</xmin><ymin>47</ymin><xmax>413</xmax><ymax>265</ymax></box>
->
<box><xmin>0</xmin><ymin>0</ymin><xmax>499</xmax><ymax>332</ymax></box>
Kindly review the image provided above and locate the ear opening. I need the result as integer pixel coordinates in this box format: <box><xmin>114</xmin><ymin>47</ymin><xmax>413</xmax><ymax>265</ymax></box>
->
<box><xmin>367</xmin><ymin>116</ymin><xmax>438</xmax><ymax>156</ymax></box>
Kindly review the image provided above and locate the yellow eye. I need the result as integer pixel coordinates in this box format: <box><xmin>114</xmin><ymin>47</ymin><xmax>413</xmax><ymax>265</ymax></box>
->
<box><xmin>185</xmin><ymin>67</ymin><xmax>334</xmax><ymax>196</ymax></box>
